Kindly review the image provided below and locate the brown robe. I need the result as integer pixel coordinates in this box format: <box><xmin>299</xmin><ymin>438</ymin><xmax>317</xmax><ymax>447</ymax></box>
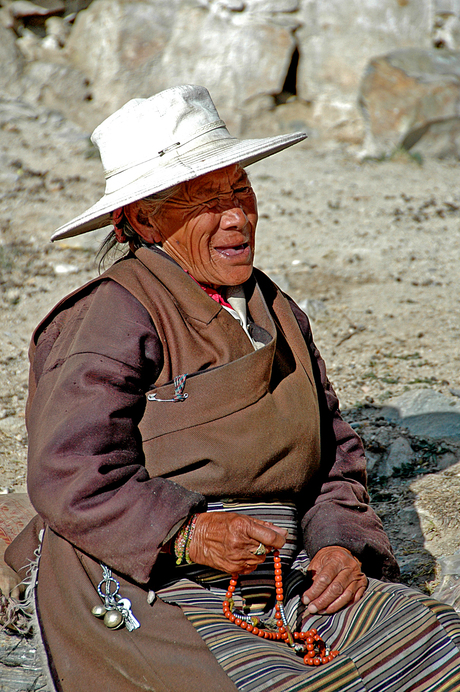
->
<box><xmin>6</xmin><ymin>247</ymin><xmax>398</xmax><ymax>692</ymax></box>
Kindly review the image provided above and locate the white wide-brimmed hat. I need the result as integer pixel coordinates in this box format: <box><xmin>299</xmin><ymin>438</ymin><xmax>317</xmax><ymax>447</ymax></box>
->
<box><xmin>51</xmin><ymin>85</ymin><xmax>307</xmax><ymax>241</ymax></box>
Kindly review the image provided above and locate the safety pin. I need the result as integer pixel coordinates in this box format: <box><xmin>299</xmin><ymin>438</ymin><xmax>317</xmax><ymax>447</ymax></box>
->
<box><xmin>147</xmin><ymin>373</ymin><xmax>188</xmax><ymax>403</ymax></box>
<box><xmin>147</xmin><ymin>392</ymin><xmax>188</xmax><ymax>403</ymax></box>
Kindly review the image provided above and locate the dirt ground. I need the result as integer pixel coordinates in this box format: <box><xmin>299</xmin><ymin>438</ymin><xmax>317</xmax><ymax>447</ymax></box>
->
<box><xmin>1</xmin><ymin>96</ymin><xmax>460</xmax><ymax>592</ymax></box>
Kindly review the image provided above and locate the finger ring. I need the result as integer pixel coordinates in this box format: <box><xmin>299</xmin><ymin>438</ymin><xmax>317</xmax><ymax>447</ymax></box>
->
<box><xmin>253</xmin><ymin>542</ymin><xmax>267</xmax><ymax>556</ymax></box>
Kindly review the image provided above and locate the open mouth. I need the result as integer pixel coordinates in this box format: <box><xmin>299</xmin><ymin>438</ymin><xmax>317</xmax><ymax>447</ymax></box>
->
<box><xmin>214</xmin><ymin>242</ymin><xmax>250</xmax><ymax>257</ymax></box>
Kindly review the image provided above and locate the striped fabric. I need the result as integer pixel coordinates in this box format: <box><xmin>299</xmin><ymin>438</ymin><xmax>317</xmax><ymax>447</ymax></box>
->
<box><xmin>158</xmin><ymin>501</ymin><xmax>460</xmax><ymax>692</ymax></box>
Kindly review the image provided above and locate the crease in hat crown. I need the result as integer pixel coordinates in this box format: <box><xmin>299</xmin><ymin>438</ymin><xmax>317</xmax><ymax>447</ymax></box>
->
<box><xmin>51</xmin><ymin>84</ymin><xmax>307</xmax><ymax>241</ymax></box>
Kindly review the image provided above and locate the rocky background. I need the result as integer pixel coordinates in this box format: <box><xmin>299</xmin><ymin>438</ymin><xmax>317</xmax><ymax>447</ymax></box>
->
<box><xmin>1</xmin><ymin>0</ymin><xmax>460</xmax><ymax>631</ymax></box>
<box><xmin>2</xmin><ymin>0</ymin><xmax>460</xmax><ymax>154</ymax></box>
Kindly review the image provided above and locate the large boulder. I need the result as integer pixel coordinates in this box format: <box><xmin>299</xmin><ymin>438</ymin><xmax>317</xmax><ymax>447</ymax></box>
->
<box><xmin>156</xmin><ymin>2</ymin><xmax>296</xmax><ymax>133</ymax></box>
<box><xmin>295</xmin><ymin>0</ymin><xmax>432</xmax><ymax>141</ymax></box>
<box><xmin>64</xmin><ymin>0</ymin><xmax>181</xmax><ymax>125</ymax></box>
<box><xmin>359</xmin><ymin>48</ymin><xmax>460</xmax><ymax>158</ymax></box>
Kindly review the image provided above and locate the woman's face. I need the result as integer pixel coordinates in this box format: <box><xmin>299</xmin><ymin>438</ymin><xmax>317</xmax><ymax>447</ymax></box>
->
<box><xmin>142</xmin><ymin>164</ymin><xmax>258</xmax><ymax>287</ymax></box>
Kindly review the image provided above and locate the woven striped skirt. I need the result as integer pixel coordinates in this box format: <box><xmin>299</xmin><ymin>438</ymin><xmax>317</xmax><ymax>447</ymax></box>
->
<box><xmin>158</xmin><ymin>500</ymin><xmax>460</xmax><ymax>692</ymax></box>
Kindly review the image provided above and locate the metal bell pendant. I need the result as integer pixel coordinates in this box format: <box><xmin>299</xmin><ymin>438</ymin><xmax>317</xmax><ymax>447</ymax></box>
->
<box><xmin>104</xmin><ymin>609</ymin><xmax>124</xmax><ymax>629</ymax></box>
<box><xmin>91</xmin><ymin>604</ymin><xmax>107</xmax><ymax>618</ymax></box>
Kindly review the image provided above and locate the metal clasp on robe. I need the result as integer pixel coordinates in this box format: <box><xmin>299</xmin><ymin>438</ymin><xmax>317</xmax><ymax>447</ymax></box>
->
<box><xmin>147</xmin><ymin>373</ymin><xmax>188</xmax><ymax>403</ymax></box>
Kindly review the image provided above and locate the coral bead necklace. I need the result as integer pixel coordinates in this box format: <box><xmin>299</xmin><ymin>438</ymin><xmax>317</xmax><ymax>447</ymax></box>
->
<box><xmin>222</xmin><ymin>550</ymin><xmax>339</xmax><ymax>666</ymax></box>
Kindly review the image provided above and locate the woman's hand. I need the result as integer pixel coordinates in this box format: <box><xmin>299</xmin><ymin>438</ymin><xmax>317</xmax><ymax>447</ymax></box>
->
<box><xmin>301</xmin><ymin>546</ymin><xmax>367</xmax><ymax>615</ymax></box>
<box><xmin>188</xmin><ymin>511</ymin><xmax>287</xmax><ymax>574</ymax></box>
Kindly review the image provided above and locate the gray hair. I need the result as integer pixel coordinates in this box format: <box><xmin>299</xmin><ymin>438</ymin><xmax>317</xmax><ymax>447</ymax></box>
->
<box><xmin>98</xmin><ymin>184</ymin><xmax>181</xmax><ymax>269</ymax></box>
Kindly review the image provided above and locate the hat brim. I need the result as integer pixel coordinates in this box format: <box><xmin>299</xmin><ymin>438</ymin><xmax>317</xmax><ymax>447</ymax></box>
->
<box><xmin>51</xmin><ymin>131</ymin><xmax>306</xmax><ymax>241</ymax></box>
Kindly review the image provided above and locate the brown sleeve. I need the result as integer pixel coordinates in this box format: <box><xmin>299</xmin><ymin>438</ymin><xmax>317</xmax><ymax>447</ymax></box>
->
<box><xmin>288</xmin><ymin>299</ymin><xmax>400</xmax><ymax>582</ymax></box>
<box><xmin>26</xmin><ymin>280</ymin><xmax>205</xmax><ymax>584</ymax></box>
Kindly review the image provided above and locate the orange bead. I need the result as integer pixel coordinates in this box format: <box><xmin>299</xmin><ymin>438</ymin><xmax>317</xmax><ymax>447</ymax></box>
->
<box><xmin>310</xmin><ymin>629</ymin><xmax>317</xmax><ymax>636</ymax></box>
<box><xmin>235</xmin><ymin>618</ymin><xmax>242</xmax><ymax>626</ymax></box>
<box><xmin>275</xmin><ymin>612</ymin><xmax>282</xmax><ymax>620</ymax></box>
<box><xmin>258</xmin><ymin>630</ymin><xmax>265</xmax><ymax>637</ymax></box>
<box><xmin>303</xmin><ymin>656</ymin><xmax>313</xmax><ymax>665</ymax></box>
<box><xmin>313</xmin><ymin>658</ymin><xmax>321</xmax><ymax>666</ymax></box>
<box><xmin>246</xmin><ymin>624</ymin><xmax>253</xmax><ymax>632</ymax></box>
<box><xmin>229</xmin><ymin>614</ymin><xmax>236</xmax><ymax>622</ymax></box>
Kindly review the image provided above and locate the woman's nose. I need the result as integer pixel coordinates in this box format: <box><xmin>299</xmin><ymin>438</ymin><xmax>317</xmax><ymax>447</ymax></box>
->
<box><xmin>220</xmin><ymin>206</ymin><xmax>248</xmax><ymax>230</ymax></box>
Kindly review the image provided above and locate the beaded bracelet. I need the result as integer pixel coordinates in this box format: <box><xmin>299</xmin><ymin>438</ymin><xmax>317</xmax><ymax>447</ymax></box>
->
<box><xmin>174</xmin><ymin>514</ymin><xmax>198</xmax><ymax>565</ymax></box>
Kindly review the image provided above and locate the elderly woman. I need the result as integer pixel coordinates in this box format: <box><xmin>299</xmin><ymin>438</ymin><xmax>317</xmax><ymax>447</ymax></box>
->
<box><xmin>5</xmin><ymin>85</ymin><xmax>460</xmax><ymax>692</ymax></box>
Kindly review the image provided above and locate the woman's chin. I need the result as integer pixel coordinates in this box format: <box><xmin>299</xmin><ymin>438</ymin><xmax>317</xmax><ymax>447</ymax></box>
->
<box><xmin>206</xmin><ymin>250</ymin><xmax>254</xmax><ymax>286</ymax></box>
<box><xmin>214</xmin><ymin>264</ymin><xmax>254</xmax><ymax>287</ymax></box>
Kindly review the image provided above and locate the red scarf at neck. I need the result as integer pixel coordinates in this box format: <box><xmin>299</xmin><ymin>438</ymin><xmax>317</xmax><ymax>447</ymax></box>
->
<box><xmin>186</xmin><ymin>272</ymin><xmax>234</xmax><ymax>309</ymax></box>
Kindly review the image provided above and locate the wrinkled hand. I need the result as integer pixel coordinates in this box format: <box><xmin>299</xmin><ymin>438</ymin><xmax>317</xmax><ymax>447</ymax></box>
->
<box><xmin>301</xmin><ymin>546</ymin><xmax>367</xmax><ymax>615</ymax></box>
<box><xmin>188</xmin><ymin>512</ymin><xmax>287</xmax><ymax>574</ymax></box>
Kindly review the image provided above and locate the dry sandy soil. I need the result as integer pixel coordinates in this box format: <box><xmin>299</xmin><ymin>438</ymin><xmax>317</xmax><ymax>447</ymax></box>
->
<box><xmin>1</xmin><ymin>96</ymin><xmax>460</xmax><ymax>593</ymax></box>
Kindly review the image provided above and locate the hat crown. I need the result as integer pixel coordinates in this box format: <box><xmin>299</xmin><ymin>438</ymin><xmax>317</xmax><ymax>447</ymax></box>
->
<box><xmin>91</xmin><ymin>85</ymin><xmax>224</xmax><ymax>179</ymax></box>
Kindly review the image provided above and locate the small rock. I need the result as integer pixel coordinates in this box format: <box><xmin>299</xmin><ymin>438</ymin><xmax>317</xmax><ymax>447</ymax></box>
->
<box><xmin>380</xmin><ymin>437</ymin><xmax>415</xmax><ymax>477</ymax></box>
<box><xmin>53</xmin><ymin>263</ymin><xmax>78</xmax><ymax>275</ymax></box>
<box><xmin>364</xmin><ymin>450</ymin><xmax>382</xmax><ymax>475</ymax></box>
<box><xmin>44</xmin><ymin>15</ymin><xmax>70</xmax><ymax>48</ymax></box>
<box><xmin>16</xmin><ymin>28</ymin><xmax>42</xmax><ymax>61</ymax></box>
<box><xmin>432</xmin><ymin>551</ymin><xmax>460</xmax><ymax>612</ymax></box>
<box><xmin>436</xmin><ymin>452</ymin><xmax>459</xmax><ymax>471</ymax></box>
<box><xmin>382</xmin><ymin>389</ymin><xmax>460</xmax><ymax>442</ymax></box>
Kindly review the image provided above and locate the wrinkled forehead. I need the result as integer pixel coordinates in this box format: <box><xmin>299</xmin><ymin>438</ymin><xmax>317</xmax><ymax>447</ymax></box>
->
<box><xmin>177</xmin><ymin>164</ymin><xmax>251</xmax><ymax>204</ymax></box>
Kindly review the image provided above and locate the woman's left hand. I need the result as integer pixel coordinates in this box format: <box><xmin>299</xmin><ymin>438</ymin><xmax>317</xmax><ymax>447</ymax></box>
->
<box><xmin>301</xmin><ymin>546</ymin><xmax>367</xmax><ymax>615</ymax></box>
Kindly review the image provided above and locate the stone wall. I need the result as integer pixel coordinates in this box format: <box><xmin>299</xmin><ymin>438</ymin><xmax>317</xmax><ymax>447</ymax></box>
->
<box><xmin>3</xmin><ymin>0</ymin><xmax>460</xmax><ymax>143</ymax></box>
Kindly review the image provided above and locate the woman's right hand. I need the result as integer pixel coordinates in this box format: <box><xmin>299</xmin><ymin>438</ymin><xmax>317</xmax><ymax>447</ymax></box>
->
<box><xmin>188</xmin><ymin>511</ymin><xmax>287</xmax><ymax>574</ymax></box>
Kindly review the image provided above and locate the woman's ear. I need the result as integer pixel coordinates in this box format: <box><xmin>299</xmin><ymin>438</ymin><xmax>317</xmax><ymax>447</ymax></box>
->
<box><xmin>123</xmin><ymin>202</ymin><xmax>162</xmax><ymax>244</ymax></box>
